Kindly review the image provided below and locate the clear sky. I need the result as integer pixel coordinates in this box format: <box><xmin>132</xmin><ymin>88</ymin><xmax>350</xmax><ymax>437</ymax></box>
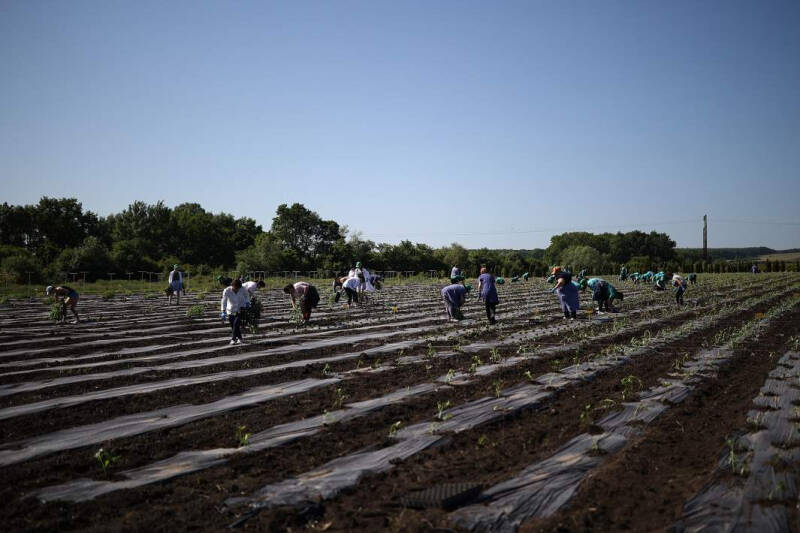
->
<box><xmin>1</xmin><ymin>1</ymin><xmax>799</xmax><ymax>249</ymax></box>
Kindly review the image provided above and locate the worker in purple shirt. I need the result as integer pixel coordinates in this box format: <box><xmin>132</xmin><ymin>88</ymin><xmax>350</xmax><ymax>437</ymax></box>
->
<box><xmin>477</xmin><ymin>267</ymin><xmax>499</xmax><ymax>324</ymax></box>
<box><xmin>441</xmin><ymin>282</ymin><xmax>471</xmax><ymax>321</ymax></box>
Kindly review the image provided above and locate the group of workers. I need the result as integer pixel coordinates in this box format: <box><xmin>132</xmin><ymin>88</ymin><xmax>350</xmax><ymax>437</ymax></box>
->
<box><xmin>43</xmin><ymin>258</ymin><xmax>696</xmax><ymax>342</ymax></box>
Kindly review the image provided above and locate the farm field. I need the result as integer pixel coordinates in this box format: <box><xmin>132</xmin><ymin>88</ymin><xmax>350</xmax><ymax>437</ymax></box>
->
<box><xmin>1</xmin><ymin>273</ymin><xmax>800</xmax><ymax>531</ymax></box>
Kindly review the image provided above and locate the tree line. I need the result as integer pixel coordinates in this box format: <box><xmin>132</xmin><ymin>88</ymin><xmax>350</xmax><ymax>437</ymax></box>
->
<box><xmin>1</xmin><ymin>198</ymin><xmax>796</xmax><ymax>284</ymax></box>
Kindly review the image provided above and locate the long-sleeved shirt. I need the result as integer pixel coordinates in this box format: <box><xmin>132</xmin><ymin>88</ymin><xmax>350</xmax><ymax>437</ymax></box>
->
<box><xmin>242</xmin><ymin>281</ymin><xmax>259</xmax><ymax>298</ymax></box>
<box><xmin>342</xmin><ymin>277</ymin><xmax>360</xmax><ymax>291</ymax></box>
<box><xmin>168</xmin><ymin>270</ymin><xmax>182</xmax><ymax>283</ymax></box>
<box><xmin>221</xmin><ymin>286</ymin><xmax>248</xmax><ymax>314</ymax></box>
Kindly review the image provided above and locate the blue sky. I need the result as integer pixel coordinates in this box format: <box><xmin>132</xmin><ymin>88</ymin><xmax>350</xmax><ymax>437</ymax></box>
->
<box><xmin>1</xmin><ymin>1</ymin><xmax>798</xmax><ymax>249</ymax></box>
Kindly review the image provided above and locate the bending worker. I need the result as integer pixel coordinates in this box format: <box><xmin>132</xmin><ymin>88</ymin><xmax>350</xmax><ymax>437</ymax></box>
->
<box><xmin>284</xmin><ymin>281</ymin><xmax>320</xmax><ymax>323</ymax></box>
<box><xmin>46</xmin><ymin>285</ymin><xmax>80</xmax><ymax>324</ymax></box>
<box><xmin>552</xmin><ymin>266</ymin><xmax>579</xmax><ymax>320</ymax></box>
<box><xmin>441</xmin><ymin>282</ymin><xmax>470</xmax><ymax>321</ymax></box>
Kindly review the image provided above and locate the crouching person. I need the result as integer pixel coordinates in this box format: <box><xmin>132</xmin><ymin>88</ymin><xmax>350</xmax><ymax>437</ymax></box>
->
<box><xmin>284</xmin><ymin>281</ymin><xmax>320</xmax><ymax>323</ymax></box>
<box><xmin>46</xmin><ymin>285</ymin><xmax>80</xmax><ymax>324</ymax></box>
<box><xmin>672</xmin><ymin>274</ymin><xmax>688</xmax><ymax>305</ymax></box>
<box><xmin>221</xmin><ymin>279</ymin><xmax>247</xmax><ymax>345</ymax></box>
<box><xmin>441</xmin><ymin>282</ymin><xmax>470</xmax><ymax>321</ymax></box>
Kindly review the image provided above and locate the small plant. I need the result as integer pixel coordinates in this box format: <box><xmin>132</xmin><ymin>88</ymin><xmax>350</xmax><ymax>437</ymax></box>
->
<box><xmin>468</xmin><ymin>355</ymin><xmax>482</xmax><ymax>375</ymax></box>
<box><xmin>235</xmin><ymin>425</ymin><xmax>251</xmax><ymax>447</ymax></box>
<box><xmin>94</xmin><ymin>447</ymin><xmax>120</xmax><ymax>476</ymax></box>
<box><xmin>445</xmin><ymin>368</ymin><xmax>456</xmax><ymax>384</ymax></box>
<box><xmin>477</xmin><ymin>434</ymin><xmax>491</xmax><ymax>448</ymax></box>
<box><xmin>768</xmin><ymin>480</ymin><xmax>787</xmax><ymax>501</ymax></box>
<box><xmin>489</xmin><ymin>348</ymin><xmax>502</xmax><ymax>364</ymax></box>
<box><xmin>426</xmin><ymin>343</ymin><xmax>437</xmax><ymax>359</ymax></box>
<box><xmin>436</xmin><ymin>400</ymin><xmax>452</xmax><ymax>421</ymax></box>
<box><xmin>524</xmin><ymin>370</ymin><xmax>534</xmax><ymax>381</ymax></box>
<box><xmin>185</xmin><ymin>305</ymin><xmax>205</xmax><ymax>318</ymax></box>
<box><xmin>549</xmin><ymin>359</ymin><xmax>562</xmax><ymax>372</ymax></box>
<box><xmin>579</xmin><ymin>404</ymin><xmax>594</xmax><ymax>427</ymax></box>
<box><xmin>322</xmin><ymin>363</ymin><xmax>333</xmax><ymax>376</ymax></box>
<box><xmin>388</xmin><ymin>420</ymin><xmax>403</xmax><ymax>438</ymax></box>
<box><xmin>620</xmin><ymin>375</ymin><xmax>643</xmax><ymax>401</ymax></box>
<box><xmin>493</xmin><ymin>379</ymin><xmax>504</xmax><ymax>398</ymax></box>
<box><xmin>101</xmin><ymin>290</ymin><xmax>116</xmax><ymax>301</ymax></box>
<box><xmin>332</xmin><ymin>387</ymin><xmax>348</xmax><ymax>409</ymax></box>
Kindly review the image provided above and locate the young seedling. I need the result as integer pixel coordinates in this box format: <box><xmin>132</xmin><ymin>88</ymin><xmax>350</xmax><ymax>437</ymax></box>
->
<box><xmin>493</xmin><ymin>379</ymin><xmax>504</xmax><ymax>398</ymax></box>
<box><xmin>468</xmin><ymin>355</ymin><xmax>482</xmax><ymax>375</ymax></box>
<box><xmin>445</xmin><ymin>368</ymin><xmax>456</xmax><ymax>384</ymax></box>
<box><xmin>489</xmin><ymin>347</ymin><xmax>502</xmax><ymax>364</ymax></box>
<box><xmin>426</xmin><ymin>343</ymin><xmax>437</xmax><ymax>359</ymax></box>
<box><xmin>332</xmin><ymin>387</ymin><xmax>348</xmax><ymax>409</ymax></box>
<box><xmin>524</xmin><ymin>370</ymin><xmax>534</xmax><ymax>382</ymax></box>
<box><xmin>579</xmin><ymin>404</ymin><xmax>594</xmax><ymax>427</ymax></box>
<box><xmin>322</xmin><ymin>363</ymin><xmax>333</xmax><ymax>376</ymax></box>
<box><xmin>620</xmin><ymin>375</ymin><xmax>643</xmax><ymax>401</ymax></box>
<box><xmin>235</xmin><ymin>425</ymin><xmax>251</xmax><ymax>447</ymax></box>
<box><xmin>94</xmin><ymin>447</ymin><xmax>120</xmax><ymax>476</ymax></box>
<box><xmin>388</xmin><ymin>420</ymin><xmax>403</xmax><ymax>438</ymax></box>
<box><xmin>436</xmin><ymin>400</ymin><xmax>453</xmax><ymax>421</ymax></box>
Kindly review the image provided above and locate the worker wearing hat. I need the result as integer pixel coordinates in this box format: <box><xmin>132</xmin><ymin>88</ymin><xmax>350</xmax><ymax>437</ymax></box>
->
<box><xmin>46</xmin><ymin>285</ymin><xmax>80</xmax><ymax>324</ymax></box>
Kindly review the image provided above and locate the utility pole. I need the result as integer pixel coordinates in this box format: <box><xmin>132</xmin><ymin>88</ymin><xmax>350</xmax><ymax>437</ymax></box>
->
<box><xmin>702</xmin><ymin>214</ymin><xmax>708</xmax><ymax>261</ymax></box>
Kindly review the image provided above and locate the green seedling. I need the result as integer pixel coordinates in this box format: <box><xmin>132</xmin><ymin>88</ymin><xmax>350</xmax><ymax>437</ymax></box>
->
<box><xmin>620</xmin><ymin>375</ymin><xmax>643</xmax><ymax>401</ymax></box>
<box><xmin>493</xmin><ymin>379</ymin><xmax>504</xmax><ymax>398</ymax></box>
<box><xmin>468</xmin><ymin>355</ymin><xmax>482</xmax><ymax>375</ymax></box>
<box><xmin>489</xmin><ymin>348</ymin><xmax>502</xmax><ymax>364</ymax></box>
<box><xmin>445</xmin><ymin>368</ymin><xmax>456</xmax><ymax>384</ymax></box>
<box><xmin>388</xmin><ymin>420</ymin><xmax>403</xmax><ymax>438</ymax></box>
<box><xmin>332</xmin><ymin>387</ymin><xmax>348</xmax><ymax>409</ymax></box>
<box><xmin>579</xmin><ymin>404</ymin><xmax>594</xmax><ymax>427</ymax></box>
<box><xmin>235</xmin><ymin>425</ymin><xmax>251</xmax><ymax>447</ymax></box>
<box><xmin>185</xmin><ymin>305</ymin><xmax>205</xmax><ymax>318</ymax></box>
<box><xmin>94</xmin><ymin>447</ymin><xmax>120</xmax><ymax>476</ymax></box>
<box><xmin>426</xmin><ymin>343</ymin><xmax>436</xmax><ymax>359</ymax></box>
<box><xmin>524</xmin><ymin>370</ymin><xmax>534</xmax><ymax>382</ymax></box>
<box><xmin>436</xmin><ymin>400</ymin><xmax>452</xmax><ymax>421</ymax></box>
<box><xmin>322</xmin><ymin>363</ymin><xmax>333</xmax><ymax>376</ymax></box>
<box><xmin>477</xmin><ymin>434</ymin><xmax>490</xmax><ymax>448</ymax></box>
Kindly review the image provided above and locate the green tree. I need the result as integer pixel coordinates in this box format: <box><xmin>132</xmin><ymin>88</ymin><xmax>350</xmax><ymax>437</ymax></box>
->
<box><xmin>270</xmin><ymin>203</ymin><xmax>342</xmax><ymax>268</ymax></box>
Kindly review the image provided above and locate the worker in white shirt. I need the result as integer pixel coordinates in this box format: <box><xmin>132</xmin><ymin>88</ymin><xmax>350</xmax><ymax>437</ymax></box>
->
<box><xmin>283</xmin><ymin>281</ymin><xmax>320</xmax><ymax>323</ymax></box>
<box><xmin>341</xmin><ymin>275</ymin><xmax>360</xmax><ymax>306</ymax></box>
<box><xmin>220</xmin><ymin>279</ymin><xmax>248</xmax><ymax>344</ymax></box>
<box><xmin>168</xmin><ymin>264</ymin><xmax>183</xmax><ymax>305</ymax></box>
<box><xmin>240</xmin><ymin>279</ymin><xmax>265</xmax><ymax>327</ymax></box>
